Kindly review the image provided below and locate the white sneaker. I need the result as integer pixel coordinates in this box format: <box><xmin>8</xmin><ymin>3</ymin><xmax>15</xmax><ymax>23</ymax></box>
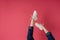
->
<box><xmin>35</xmin><ymin>23</ymin><xmax>44</xmax><ymax>30</ymax></box>
<box><xmin>32</xmin><ymin>10</ymin><xmax>38</xmax><ymax>21</ymax></box>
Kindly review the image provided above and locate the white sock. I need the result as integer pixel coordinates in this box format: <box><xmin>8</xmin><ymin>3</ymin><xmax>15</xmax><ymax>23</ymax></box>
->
<box><xmin>35</xmin><ymin>23</ymin><xmax>44</xmax><ymax>30</ymax></box>
<box><xmin>32</xmin><ymin>10</ymin><xmax>38</xmax><ymax>21</ymax></box>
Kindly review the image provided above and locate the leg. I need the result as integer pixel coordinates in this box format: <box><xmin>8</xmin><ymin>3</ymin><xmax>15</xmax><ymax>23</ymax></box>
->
<box><xmin>35</xmin><ymin>23</ymin><xmax>55</xmax><ymax>40</ymax></box>
<box><xmin>43</xmin><ymin>27</ymin><xmax>55</xmax><ymax>40</ymax></box>
<box><xmin>27</xmin><ymin>10</ymin><xmax>38</xmax><ymax>40</ymax></box>
<box><xmin>27</xmin><ymin>19</ymin><xmax>34</xmax><ymax>40</ymax></box>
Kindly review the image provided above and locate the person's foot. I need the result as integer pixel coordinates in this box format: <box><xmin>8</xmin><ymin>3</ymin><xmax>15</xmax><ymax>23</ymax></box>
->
<box><xmin>35</xmin><ymin>22</ymin><xmax>44</xmax><ymax>30</ymax></box>
<box><xmin>32</xmin><ymin>10</ymin><xmax>38</xmax><ymax>21</ymax></box>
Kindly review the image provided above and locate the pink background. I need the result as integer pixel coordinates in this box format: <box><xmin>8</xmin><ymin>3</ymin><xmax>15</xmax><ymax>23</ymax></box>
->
<box><xmin>0</xmin><ymin>0</ymin><xmax>60</xmax><ymax>40</ymax></box>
